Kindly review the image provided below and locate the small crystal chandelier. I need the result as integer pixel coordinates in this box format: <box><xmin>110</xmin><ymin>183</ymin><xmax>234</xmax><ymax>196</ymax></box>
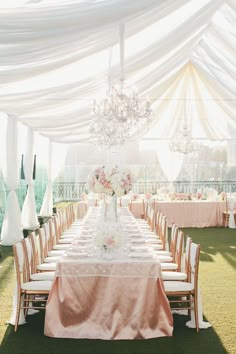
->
<box><xmin>90</xmin><ymin>23</ymin><xmax>152</xmax><ymax>148</ymax></box>
<box><xmin>169</xmin><ymin>100</ymin><xmax>200</xmax><ymax>154</ymax></box>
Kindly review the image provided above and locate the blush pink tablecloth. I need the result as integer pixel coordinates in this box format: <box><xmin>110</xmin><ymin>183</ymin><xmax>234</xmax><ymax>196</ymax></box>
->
<box><xmin>129</xmin><ymin>200</ymin><xmax>145</xmax><ymax>219</ymax></box>
<box><xmin>44</xmin><ymin>261</ymin><xmax>173</xmax><ymax>339</ymax></box>
<box><xmin>155</xmin><ymin>200</ymin><xmax>225</xmax><ymax>227</ymax></box>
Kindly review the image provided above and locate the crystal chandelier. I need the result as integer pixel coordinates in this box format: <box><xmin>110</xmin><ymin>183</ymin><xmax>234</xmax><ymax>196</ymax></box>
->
<box><xmin>169</xmin><ymin>100</ymin><xmax>200</xmax><ymax>154</ymax></box>
<box><xmin>169</xmin><ymin>125</ymin><xmax>200</xmax><ymax>154</ymax></box>
<box><xmin>90</xmin><ymin>23</ymin><xmax>152</xmax><ymax>148</ymax></box>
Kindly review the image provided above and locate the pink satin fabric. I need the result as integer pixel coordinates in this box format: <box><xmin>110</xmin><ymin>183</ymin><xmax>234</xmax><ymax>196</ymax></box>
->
<box><xmin>44</xmin><ymin>266</ymin><xmax>173</xmax><ymax>339</ymax></box>
<box><xmin>130</xmin><ymin>201</ymin><xmax>144</xmax><ymax>219</ymax></box>
<box><xmin>76</xmin><ymin>202</ymin><xmax>88</xmax><ymax>219</ymax></box>
<box><xmin>155</xmin><ymin>201</ymin><xmax>225</xmax><ymax>227</ymax></box>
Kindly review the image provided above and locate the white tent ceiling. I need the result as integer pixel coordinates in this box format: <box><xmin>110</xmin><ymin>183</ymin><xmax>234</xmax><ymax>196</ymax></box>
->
<box><xmin>0</xmin><ymin>0</ymin><xmax>235</xmax><ymax>144</ymax></box>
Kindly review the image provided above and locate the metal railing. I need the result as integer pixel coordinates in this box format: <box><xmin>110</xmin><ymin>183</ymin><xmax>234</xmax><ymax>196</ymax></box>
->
<box><xmin>53</xmin><ymin>180</ymin><xmax>236</xmax><ymax>201</ymax></box>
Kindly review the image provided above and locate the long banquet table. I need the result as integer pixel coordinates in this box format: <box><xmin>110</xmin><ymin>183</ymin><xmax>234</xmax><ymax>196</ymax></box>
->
<box><xmin>155</xmin><ymin>200</ymin><xmax>225</xmax><ymax>227</ymax></box>
<box><xmin>44</xmin><ymin>207</ymin><xmax>173</xmax><ymax>339</ymax></box>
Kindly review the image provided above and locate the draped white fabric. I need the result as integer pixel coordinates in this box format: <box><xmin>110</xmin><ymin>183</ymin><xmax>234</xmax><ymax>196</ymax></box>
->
<box><xmin>0</xmin><ymin>0</ymin><xmax>235</xmax><ymax>144</ymax></box>
<box><xmin>155</xmin><ymin>142</ymin><xmax>185</xmax><ymax>191</ymax></box>
<box><xmin>21</xmin><ymin>128</ymin><xmax>39</xmax><ymax>229</ymax></box>
<box><xmin>0</xmin><ymin>115</ymin><xmax>22</xmax><ymax>246</ymax></box>
<box><xmin>39</xmin><ymin>141</ymin><xmax>53</xmax><ymax>217</ymax></box>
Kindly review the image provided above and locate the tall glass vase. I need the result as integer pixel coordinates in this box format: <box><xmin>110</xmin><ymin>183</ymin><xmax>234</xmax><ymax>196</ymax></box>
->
<box><xmin>104</xmin><ymin>194</ymin><xmax>117</xmax><ymax>222</ymax></box>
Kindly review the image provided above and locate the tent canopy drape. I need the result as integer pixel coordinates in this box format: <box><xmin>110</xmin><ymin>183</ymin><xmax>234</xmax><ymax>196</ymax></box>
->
<box><xmin>0</xmin><ymin>0</ymin><xmax>235</xmax><ymax>144</ymax></box>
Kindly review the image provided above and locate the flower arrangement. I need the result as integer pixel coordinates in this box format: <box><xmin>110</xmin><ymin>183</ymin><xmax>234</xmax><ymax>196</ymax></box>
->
<box><xmin>95</xmin><ymin>223</ymin><xmax>123</xmax><ymax>251</ymax></box>
<box><xmin>131</xmin><ymin>193</ymin><xmax>139</xmax><ymax>201</ymax></box>
<box><xmin>145</xmin><ymin>193</ymin><xmax>153</xmax><ymax>200</ymax></box>
<box><xmin>87</xmin><ymin>166</ymin><xmax>133</xmax><ymax>197</ymax></box>
<box><xmin>80</xmin><ymin>193</ymin><xmax>88</xmax><ymax>201</ymax></box>
<box><xmin>219</xmin><ymin>192</ymin><xmax>227</xmax><ymax>201</ymax></box>
<box><xmin>168</xmin><ymin>193</ymin><xmax>192</xmax><ymax>201</ymax></box>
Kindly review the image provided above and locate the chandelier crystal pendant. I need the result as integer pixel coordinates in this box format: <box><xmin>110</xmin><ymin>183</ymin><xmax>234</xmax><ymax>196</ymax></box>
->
<box><xmin>169</xmin><ymin>99</ymin><xmax>200</xmax><ymax>154</ymax></box>
<box><xmin>90</xmin><ymin>23</ymin><xmax>152</xmax><ymax>148</ymax></box>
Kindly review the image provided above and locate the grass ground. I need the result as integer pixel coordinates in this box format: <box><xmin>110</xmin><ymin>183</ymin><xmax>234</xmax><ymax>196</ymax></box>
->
<box><xmin>0</xmin><ymin>227</ymin><xmax>235</xmax><ymax>354</ymax></box>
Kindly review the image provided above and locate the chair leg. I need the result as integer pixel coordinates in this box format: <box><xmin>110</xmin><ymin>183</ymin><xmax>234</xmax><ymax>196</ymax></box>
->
<box><xmin>187</xmin><ymin>294</ymin><xmax>191</xmax><ymax>318</ymax></box>
<box><xmin>194</xmin><ymin>294</ymin><xmax>199</xmax><ymax>333</ymax></box>
<box><xmin>14</xmin><ymin>292</ymin><xmax>23</xmax><ymax>332</ymax></box>
<box><xmin>24</xmin><ymin>294</ymin><xmax>30</xmax><ymax>317</ymax></box>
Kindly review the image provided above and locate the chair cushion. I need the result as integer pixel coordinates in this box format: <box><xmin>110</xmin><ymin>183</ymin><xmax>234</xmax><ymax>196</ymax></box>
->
<box><xmin>161</xmin><ymin>262</ymin><xmax>178</xmax><ymax>270</ymax></box>
<box><xmin>162</xmin><ymin>271</ymin><xmax>187</xmax><ymax>281</ymax></box>
<box><xmin>58</xmin><ymin>238</ymin><xmax>73</xmax><ymax>244</ymax></box>
<box><xmin>30</xmin><ymin>272</ymin><xmax>55</xmax><ymax>281</ymax></box>
<box><xmin>37</xmin><ymin>263</ymin><xmax>57</xmax><ymax>271</ymax></box>
<box><xmin>44</xmin><ymin>256</ymin><xmax>61</xmax><ymax>263</ymax></box>
<box><xmin>164</xmin><ymin>281</ymin><xmax>194</xmax><ymax>292</ymax></box>
<box><xmin>22</xmin><ymin>280</ymin><xmax>52</xmax><ymax>291</ymax></box>
<box><xmin>60</xmin><ymin>234</ymin><xmax>77</xmax><ymax>239</ymax></box>
<box><xmin>155</xmin><ymin>251</ymin><xmax>171</xmax><ymax>256</ymax></box>
<box><xmin>48</xmin><ymin>250</ymin><xmax>65</xmax><ymax>256</ymax></box>
<box><xmin>156</xmin><ymin>255</ymin><xmax>172</xmax><ymax>262</ymax></box>
<box><xmin>53</xmin><ymin>244</ymin><xmax>70</xmax><ymax>250</ymax></box>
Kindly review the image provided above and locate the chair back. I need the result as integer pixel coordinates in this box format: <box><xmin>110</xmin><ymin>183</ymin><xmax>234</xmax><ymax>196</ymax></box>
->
<box><xmin>189</xmin><ymin>242</ymin><xmax>200</xmax><ymax>290</ymax></box>
<box><xmin>28</xmin><ymin>232</ymin><xmax>41</xmax><ymax>272</ymax></box>
<box><xmin>155</xmin><ymin>212</ymin><xmax>161</xmax><ymax>236</ymax></box>
<box><xmin>181</xmin><ymin>236</ymin><xmax>192</xmax><ymax>278</ymax></box>
<box><xmin>174</xmin><ymin>230</ymin><xmax>184</xmax><ymax>271</ymax></box>
<box><xmin>13</xmin><ymin>241</ymin><xmax>30</xmax><ymax>288</ymax></box>
<box><xmin>53</xmin><ymin>213</ymin><xmax>61</xmax><ymax>243</ymax></box>
<box><xmin>38</xmin><ymin>227</ymin><xmax>49</xmax><ymax>261</ymax></box>
<box><xmin>159</xmin><ymin>215</ymin><xmax>168</xmax><ymax>250</ymax></box>
<box><xmin>170</xmin><ymin>224</ymin><xmax>178</xmax><ymax>254</ymax></box>
<box><xmin>49</xmin><ymin>218</ymin><xmax>57</xmax><ymax>250</ymax></box>
<box><xmin>60</xmin><ymin>209</ymin><xmax>67</xmax><ymax>232</ymax></box>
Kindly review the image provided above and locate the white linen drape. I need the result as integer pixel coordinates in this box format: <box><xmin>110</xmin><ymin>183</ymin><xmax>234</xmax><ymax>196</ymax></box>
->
<box><xmin>155</xmin><ymin>142</ymin><xmax>184</xmax><ymax>192</ymax></box>
<box><xmin>0</xmin><ymin>115</ymin><xmax>22</xmax><ymax>246</ymax></box>
<box><xmin>21</xmin><ymin>128</ymin><xmax>39</xmax><ymax>229</ymax></box>
<box><xmin>39</xmin><ymin>141</ymin><xmax>53</xmax><ymax>217</ymax></box>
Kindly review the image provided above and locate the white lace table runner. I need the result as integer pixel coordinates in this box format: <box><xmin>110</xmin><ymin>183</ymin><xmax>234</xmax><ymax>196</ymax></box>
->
<box><xmin>56</xmin><ymin>260</ymin><xmax>161</xmax><ymax>279</ymax></box>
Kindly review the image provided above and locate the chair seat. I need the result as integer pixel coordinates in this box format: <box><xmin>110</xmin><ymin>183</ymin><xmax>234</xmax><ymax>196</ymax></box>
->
<box><xmin>37</xmin><ymin>263</ymin><xmax>57</xmax><ymax>271</ymax></box>
<box><xmin>53</xmin><ymin>244</ymin><xmax>70</xmax><ymax>250</ymax></box>
<box><xmin>161</xmin><ymin>262</ymin><xmax>178</xmax><ymax>270</ymax></box>
<box><xmin>48</xmin><ymin>250</ymin><xmax>65</xmax><ymax>256</ymax></box>
<box><xmin>60</xmin><ymin>233</ymin><xmax>77</xmax><ymax>239</ymax></box>
<box><xmin>143</xmin><ymin>231</ymin><xmax>158</xmax><ymax>237</ymax></box>
<box><xmin>155</xmin><ymin>250</ymin><xmax>171</xmax><ymax>256</ymax></box>
<box><xmin>58</xmin><ymin>238</ymin><xmax>74</xmax><ymax>244</ymax></box>
<box><xmin>162</xmin><ymin>271</ymin><xmax>187</xmax><ymax>281</ymax></box>
<box><xmin>156</xmin><ymin>255</ymin><xmax>172</xmax><ymax>262</ymax></box>
<box><xmin>164</xmin><ymin>280</ymin><xmax>194</xmax><ymax>292</ymax></box>
<box><xmin>22</xmin><ymin>280</ymin><xmax>52</xmax><ymax>291</ymax></box>
<box><xmin>30</xmin><ymin>272</ymin><xmax>55</xmax><ymax>281</ymax></box>
<box><xmin>44</xmin><ymin>256</ymin><xmax>61</xmax><ymax>263</ymax></box>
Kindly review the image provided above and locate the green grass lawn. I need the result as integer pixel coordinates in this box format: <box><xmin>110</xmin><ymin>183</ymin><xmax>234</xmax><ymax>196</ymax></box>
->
<box><xmin>0</xmin><ymin>227</ymin><xmax>235</xmax><ymax>354</ymax></box>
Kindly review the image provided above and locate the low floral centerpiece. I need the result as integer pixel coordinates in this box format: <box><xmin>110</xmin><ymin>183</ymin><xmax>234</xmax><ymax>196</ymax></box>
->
<box><xmin>95</xmin><ymin>223</ymin><xmax>123</xmax><ymax>257</ymax></box>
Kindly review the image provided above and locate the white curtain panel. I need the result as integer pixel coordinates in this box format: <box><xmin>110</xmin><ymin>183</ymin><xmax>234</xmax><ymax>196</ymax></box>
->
<box><xmin>21</xmin><ymin>128</ymin><xmax>39</xmax><ymax>229</ymax></box>
<box><xmin>0</xmin><ymin>115</ymin><xmax>22</xmax><ymax>246</ymax></box>
<box><xmin>155</xmin><ymin>142</ymin><xmax>185</xmax><ymax>191</ymax></box>
<box><xmin>39</xmin><ymin>141</ymin><xmax>53</xmax><ymax>216</ymax></box>
<box><xmin>227</xmin><ymin>139</ymin><xmax>236</xmax><ymax>167</ymax></box>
